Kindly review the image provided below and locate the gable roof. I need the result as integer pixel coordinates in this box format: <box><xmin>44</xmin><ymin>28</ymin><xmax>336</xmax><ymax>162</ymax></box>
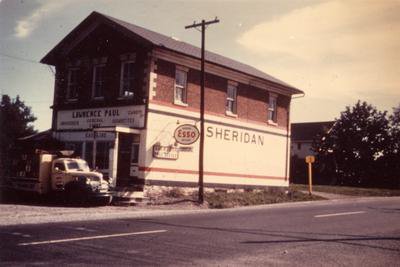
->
<box><xmin>41</xmin><ymin>11</ymin><xmax>303</xmax><ymax>95</ymax></box>
<box><xmin>291</xmin><ymin>121</ymin><xmax>335</xmax><ymax>141</ymax></box>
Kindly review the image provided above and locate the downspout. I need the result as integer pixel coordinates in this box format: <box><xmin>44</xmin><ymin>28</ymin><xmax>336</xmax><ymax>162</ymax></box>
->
<box><xmin>285</xmin><ymin>93</ymin><xmax>305</xmax><ymax>183</ymax></box>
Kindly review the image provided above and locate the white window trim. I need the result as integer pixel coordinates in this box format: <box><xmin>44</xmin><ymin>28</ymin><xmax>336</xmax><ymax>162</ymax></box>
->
<box><xmin>174</xmin><ymin>100</ymin><xmax>189</xmax><ymax>107</ymax></box>
<box><xmin>267</xmin><ymin>93</ymin><xmax>278</xmax><ymax>125</ymax></box>
<box><xmin>66</xmin><ymin>68</ymin><xmax>79</xmax><ymax>102</ymax></box>
<box><xmin>120</xmin><ymin>53</ymin><xmax>136</xmax><ymax>62</ymax></box>
<box><xmin>228</xmin><ymin>80</ymin><xmax>238</xmax><ymax>87</ymax></box>
<box><xmin>176</xmin><ymin>65</ymin><xmax>189</xmax><ymax>72</ymax></box>
<box><xmin>174</xmin><ymin>67</ymin><xmax>188</xmax><ymax>106</ymax></box>
<box><xmin>226</xmin><ymin>82</ymin><xmax>237</xmax><ymax>115</ymax></box>
<box><xmin>92</xmin><ymin>64</ymin><xmax>105</xmax><ymax>100</ymax></box>
<box><xmin>268</xmin><ymin>119</ymin><xmax>278</xmax><ymax>126</ymax></box>
<box><xmin>225</xmin><ymin>110</ymin><xmax>238</xmax><ymax>118</ymax></box>
<box><xmin>92</xmin><ymin>57</ymin><xmax>108</xmax><ymax>65</ymax></box>
<box><xmin>119</xmin><ymin>60</ymin><xmax>135</xmax><ymax>99</ymax></box>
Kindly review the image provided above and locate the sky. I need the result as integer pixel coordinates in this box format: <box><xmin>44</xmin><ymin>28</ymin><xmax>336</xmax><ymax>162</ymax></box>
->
<box><xmin>1</xmin><ymin>0</ymin><xmax>399</xmax><ymax>131</ymax></box>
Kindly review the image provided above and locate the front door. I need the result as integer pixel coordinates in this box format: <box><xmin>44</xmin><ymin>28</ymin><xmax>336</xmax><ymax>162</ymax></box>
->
<box><xmin>116</xmin><ymin>133</ymin><xmax>142</xmax><ymax>187</ymax></box>
<box><xmin>116</xmin><ymin>133</ymin><xmax>133</xmax><ymax>187</ymax></box>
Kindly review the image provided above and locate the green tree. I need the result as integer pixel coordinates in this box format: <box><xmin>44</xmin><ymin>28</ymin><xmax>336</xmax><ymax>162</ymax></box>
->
<box><xmin>312</xmin><ymin>101</ymin><xmax>390</xmax><ymax>187</ymax></box>
<box><xmin>0</xmin><ymin>95</ymin><xmax>37</xmax><ymax>178</ymax></box>
<box><xmin>385</xmin><ymin>104</ymin><xmax>400</xmax><ymax>187</ymax></box>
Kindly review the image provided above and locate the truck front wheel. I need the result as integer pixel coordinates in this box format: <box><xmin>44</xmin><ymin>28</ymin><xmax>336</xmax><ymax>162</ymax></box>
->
<box><xmin>65</xmin><ymin>182</ymin><xmax>88</xmax><ymax>206</ymax></box>
<box><xmin>93</xmin><ymin>196</ymin><xmax>112</xmax><ymax>206</ymax></box>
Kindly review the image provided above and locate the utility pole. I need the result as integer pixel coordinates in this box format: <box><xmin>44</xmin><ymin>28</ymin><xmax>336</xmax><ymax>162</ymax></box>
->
<box><xmin>185</xmin><ymin>18</ymin><xmax>219</xmax><ymax>204</ymax></box>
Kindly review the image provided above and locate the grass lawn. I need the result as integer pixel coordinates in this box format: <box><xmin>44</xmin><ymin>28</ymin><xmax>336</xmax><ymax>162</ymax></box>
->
<box><xmin>290</xmin><ymin>184</ymin><xmax>400</xmax><ymax>197</ymax></box>
<box><xmin>205</xmin><ymin>189</ymin><xmax>324</xmax><ymax>209</ymax></box>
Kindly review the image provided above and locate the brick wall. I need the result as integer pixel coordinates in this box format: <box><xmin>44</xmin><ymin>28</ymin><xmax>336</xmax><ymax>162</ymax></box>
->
<box><xmin>154</xmin><ymin>58</ymin><xmax>290</xmax><ymax>129</ymax></box>
<box><xmin>277</xmin><ymin>96</ymin><xmax>290</xmax><ymax>127</ymax></box>
<box><xmin>53</xmin><ymin>24</ymin><xmax>150</xmax><ymax>110</ymax></box>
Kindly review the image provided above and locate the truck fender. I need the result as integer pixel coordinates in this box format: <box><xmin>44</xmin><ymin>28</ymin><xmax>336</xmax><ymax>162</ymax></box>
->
<box><xmin>64</xmin><ymin>181</ymin><xmax>89</xmax><ymax>205</ymax></box>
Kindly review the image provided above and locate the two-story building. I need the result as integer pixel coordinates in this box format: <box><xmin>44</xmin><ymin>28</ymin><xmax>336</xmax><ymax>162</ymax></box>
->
<box><xmin>291</xmin><ymin>121</ymin><xmax>334</xmax><ymax>159</ymax></box>
<box><xmin>40</xmin><ymin>11</ymin><xmax>304</xmax><ymax>194</ymax></box>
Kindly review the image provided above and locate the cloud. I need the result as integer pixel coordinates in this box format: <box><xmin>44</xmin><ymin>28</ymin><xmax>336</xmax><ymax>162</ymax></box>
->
<box><xmin>237</xmin><ymin>0</ymin><xmax>400</xmax><ymax>102</ymax></box>
<box><xmin>14</xmin><ymin>1</ymin><xmax>70</xmax><ymax>38</ymax></box>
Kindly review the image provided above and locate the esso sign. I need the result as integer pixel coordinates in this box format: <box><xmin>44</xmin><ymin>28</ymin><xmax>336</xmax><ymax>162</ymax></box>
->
<box><xmin>174</xmin><ymin>124</ymin><xmax>200</xmax><ymax>145</ymax></box>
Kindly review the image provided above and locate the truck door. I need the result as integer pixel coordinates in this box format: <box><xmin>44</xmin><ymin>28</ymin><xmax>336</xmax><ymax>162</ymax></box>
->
<box><xmin>52</xmin><ymin>162</ymin><xmax>66</xmax><ymax>191</ymax></box>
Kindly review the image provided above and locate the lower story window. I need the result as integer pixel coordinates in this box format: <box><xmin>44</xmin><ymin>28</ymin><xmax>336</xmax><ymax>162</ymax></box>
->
<box><xmin>84</xmin><ymin>142</ymin><xmax>94</xmax><ymax>169</ymax></box>
<box><xmin>95</xmin><ymin>141</ymin><xmax>112</xmax><ymax>170</ymax></box>
<box><xmin>63</xmin><ymin>141</ymin><xmax>113</xmax><ymax>171</ymax></box>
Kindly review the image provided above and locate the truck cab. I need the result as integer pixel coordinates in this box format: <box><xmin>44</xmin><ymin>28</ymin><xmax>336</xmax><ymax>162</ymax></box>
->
<box><xmin>7</xmin><ymin>150</ymin><xmax>113</xmax><ymax>205</ymax></box>
<box><xmin>50</xmin><ymin>158</ymin><xmax>111</xmax><ymax>202</ymax></box>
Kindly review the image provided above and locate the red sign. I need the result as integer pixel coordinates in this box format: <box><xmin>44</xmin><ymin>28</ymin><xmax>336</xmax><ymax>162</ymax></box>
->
<box><xmin>174</xmin><ymin>124</ymin><xmax>200</xmax><ymax>145</ymax></box>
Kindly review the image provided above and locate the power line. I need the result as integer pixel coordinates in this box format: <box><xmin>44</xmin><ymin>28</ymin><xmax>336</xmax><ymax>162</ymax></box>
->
<box><xmin>0</xmin><ymin>52</ymin><xmax>55</xmax><ymax>76</ymax></box>
<box><xmin>0</xmin><ymin>53</ymin><xmax>39</xmax><ymax>64</ymax></box>
<box><xmin>25</xmin><ymin>100</ymin><xmax>52</xmax><ymax>103</ymax></box>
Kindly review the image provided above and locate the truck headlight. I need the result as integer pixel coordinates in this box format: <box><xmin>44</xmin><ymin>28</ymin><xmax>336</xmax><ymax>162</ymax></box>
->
<box><xmin>86</xmin><ymin>176</ymin><xmax>101</xmax><ymax>185</ymax></box>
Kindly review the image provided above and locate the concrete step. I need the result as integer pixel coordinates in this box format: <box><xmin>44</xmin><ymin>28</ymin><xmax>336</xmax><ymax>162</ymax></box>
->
<box><xmin>112</xmin><ymin>187</ymin><xmax>146</xmax><ymax>205</ymax></box>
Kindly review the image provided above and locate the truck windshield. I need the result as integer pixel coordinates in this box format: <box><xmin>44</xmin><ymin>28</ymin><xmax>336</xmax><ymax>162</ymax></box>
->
<box><xmin>66</xmin><ymin>160</ymin><xmax>90</xmax><ymax>171</ymax></box>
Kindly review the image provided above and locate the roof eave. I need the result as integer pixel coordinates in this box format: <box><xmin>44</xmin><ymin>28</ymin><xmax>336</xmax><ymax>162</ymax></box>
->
<box><xmin>157</xmin><ymin>45</ymin><xmax>304</xmax><ymax>96</ymax></box>
<box><xmin>41</xmin><ymin>11</ymin><xmax>154</xmax><ymax>66</ymax></box>
<box><xmin>41</xmin><ymin>11</ymin><xmax>305</xmax><ymax>96</ymax></box>
<box><xmin>41</xmin><ymin>11</ymin><xmax>100</xmax><ymax>65</ymax></box>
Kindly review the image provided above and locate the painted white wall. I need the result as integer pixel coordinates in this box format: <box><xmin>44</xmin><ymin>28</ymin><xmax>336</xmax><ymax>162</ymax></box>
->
<box><xmin>143</xmin><ymin>103</ymin><xmax>289</xmax><ymax>187</ymax></box>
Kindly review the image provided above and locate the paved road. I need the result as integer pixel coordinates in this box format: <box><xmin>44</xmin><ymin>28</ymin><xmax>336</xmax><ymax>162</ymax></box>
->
<box><xmin>1</xmin><ymin>197</ymin><xmax>399</xmax><ymax>266</ymax></box>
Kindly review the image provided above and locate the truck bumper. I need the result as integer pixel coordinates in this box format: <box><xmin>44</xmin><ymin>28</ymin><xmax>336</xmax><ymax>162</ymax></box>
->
<box><xmin>88</xmin><ymin>190</ymin><xmax>113</xmax><ymax>198</ymax></box>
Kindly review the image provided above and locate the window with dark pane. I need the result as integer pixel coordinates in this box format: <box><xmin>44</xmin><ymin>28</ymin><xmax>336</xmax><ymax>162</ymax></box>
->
<box><xmin>92</xmin><ymin>65</ymin><xmax>105</xmax><ymax>98</ymax></box>
<box><xmin>120</xmin><ymin>61</ymin><xmax>135</xmax><ymax>97</ymax></box>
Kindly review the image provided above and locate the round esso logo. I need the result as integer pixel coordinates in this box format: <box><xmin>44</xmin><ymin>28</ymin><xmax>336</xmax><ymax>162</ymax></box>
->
<box><xmin>174</xmin><ymin>124</ymin><xmax>200</xmax><ymax>145</ymax></box>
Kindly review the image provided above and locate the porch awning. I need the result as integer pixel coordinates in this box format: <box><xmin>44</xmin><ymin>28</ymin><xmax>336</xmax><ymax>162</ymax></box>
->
<box><xmin>92</xmin><ymin>126</ymin><xmax>141</xmax><ymax>134</ymax></box>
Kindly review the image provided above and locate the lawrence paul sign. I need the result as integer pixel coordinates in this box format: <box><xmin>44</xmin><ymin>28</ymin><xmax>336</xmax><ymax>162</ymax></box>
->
<box><xmin>56</xmin><ymin>105</ymin><xmax>145</xmax><ymax>130</ymax></box>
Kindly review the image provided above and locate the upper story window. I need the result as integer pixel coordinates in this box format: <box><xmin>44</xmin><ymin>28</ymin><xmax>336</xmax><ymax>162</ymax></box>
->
<box><xmin>92</xmin><ymin>64</ymin><xmax>105</xmax><ymax>99</ymax></box>
<box><xmin>174</xmin><ymin>66</ymin><xmax>188</xmax><ymax>106</ymax></box>
<box><xmin>226</xmin><ymin>81</ymin><xmax>237</xmax><ymax>115</ymax></box>
<box><xmin>66</xmin><ymin>68</ymin><xmax>79</xmax><ymax>101</ymax></box>
<box><xmin>268</xmin><ymin>93</ymin><xmax>278</xmax><ymax>124</ymax></box>
<box><xmin>120</xmin><ymin>61</ymin><xmax>135</xmax><ymax>98</ymax></box>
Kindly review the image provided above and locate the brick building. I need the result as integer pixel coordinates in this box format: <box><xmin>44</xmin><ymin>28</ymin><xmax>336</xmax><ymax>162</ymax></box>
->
<box><xmin>41</xmin><ymin>12</ymin><xmax>303</xmax><ymax>194</ymax></box>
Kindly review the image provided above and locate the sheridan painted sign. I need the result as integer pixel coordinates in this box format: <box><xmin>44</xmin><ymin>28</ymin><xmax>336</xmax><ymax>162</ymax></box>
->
<box><xmin>56</xmin><ymin>105</ymin><xmax>145</xmax><ymax>130</ymax></box>
<box><xmin>206</xmin><ymin>125</ymin><xmax>264</xmax><ymax>146</ymax></box>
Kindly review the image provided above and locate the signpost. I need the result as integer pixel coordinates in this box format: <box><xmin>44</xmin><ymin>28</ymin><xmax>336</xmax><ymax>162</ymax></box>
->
<box><xmin>305</xmin><ymin>155</ymin><xmax>315</xmax><ymax>195</ymax></box>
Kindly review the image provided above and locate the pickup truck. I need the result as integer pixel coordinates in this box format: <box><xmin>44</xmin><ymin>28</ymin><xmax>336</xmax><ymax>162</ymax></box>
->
<box><xmin>6</xmin><ymin>150</ymin><xmax>112</xmax><ymax>205</ymax></box>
